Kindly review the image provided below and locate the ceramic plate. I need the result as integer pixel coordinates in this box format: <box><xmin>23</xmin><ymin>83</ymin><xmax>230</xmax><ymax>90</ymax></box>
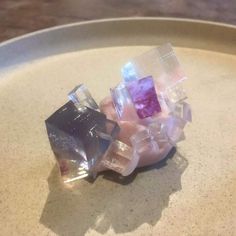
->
<box><xmin>0</xmin><ymin>18</ymin><xmax>235</xmax><ymax>236</ymax></box>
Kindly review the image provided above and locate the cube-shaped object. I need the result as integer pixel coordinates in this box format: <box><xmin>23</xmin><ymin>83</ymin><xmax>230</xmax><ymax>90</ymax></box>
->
<box><xmin>130</xmin><ymin>129</ymin><xmax>159</xmax><ymax>155</ymax></box>
<box><xmin>121</xmin><ymin>43</ymin><xmax>187</xmax><ymax>91</ymax></box>
<box><xmin>165</xmin><ymin>116</ymin><xmax>186</xmax><ymax>145</ymax></box>
<box><xmin>45</xmin><ymin>101</ymin><xmax>120</xmax><ymax>183</ymax></box>
<box><xmin>127</xmin><ymin>76</ymin><xmax>162</xmax><ymax>119</ymax></box>
<box><xmin>68</xmin><ymin>84</ymin><xmax>99</xmax><ymax>110</ymax></box>
<box><xmin>101</xmin><ymin>140</ymin><xmax>139</xmax><ymax>176</ymax></box>
<box><xmin>170</xmin><ymin>102</ymin><xmax>192</xmax><ymax>122</ymax></box>
<box><xmin>148</xmin><ymin>120</ymin><xmax>169</xmax><ymax>144</ymax></box>
<box><xmin>165</xmin><ymin>82</ymin><xmax>187</xmax><ymax>104</ymax></box>
<box><xmin>110</xmin><ymin>83</ymin><xmax>139</xmax><ymax>121</ymax></box>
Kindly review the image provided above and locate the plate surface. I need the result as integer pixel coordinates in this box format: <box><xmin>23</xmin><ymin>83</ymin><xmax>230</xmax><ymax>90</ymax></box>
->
<box><xmin>0</xmin><ymin>18</ymin><xmax>236</xmax><ymax>236</ymax></box>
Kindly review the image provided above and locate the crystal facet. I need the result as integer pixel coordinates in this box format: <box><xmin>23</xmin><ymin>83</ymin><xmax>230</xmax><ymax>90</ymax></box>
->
<box><xmin>68</xmin><ymin>84</ymin><xmax>99</xmax><ymax>110</ymax></box>
<box><xmin>130</xmin><ymin>129</ymin><xmax>159</xmax><ymax>155</ymax></box>
<box><xmin>121</xmin><ymin>43</ymin><xmax>187</xmax><ymax>91</ymax></box>
<box><xmin>165</xmin><ymin>82</ymin><xmax>187</xmax><ymax>103</ymax></box>
<box><xmin>171</xmin><ymin>102</ymin><xmax>192</xmax><ymax>122</ymax></box>
<box><xmin>101</xmin><ymin>140</ymin><xmax>139</xmax><ymax>176</ymax></box>
<box><xmin>45</xmin><ymin>101</ymin><xmax>120</xmax><ymax>183</ymax></box>
<box><xmin>110</xmin><ymin>83</ymin><xmax>138</xmax><ymax>121</ymax></box>
<box><xmin>127</xmin><ymin>76</ymin><xmax>162</xmax><ymax>119</ymax></box>
<box><xmin>157</xmin><ymin>43</ymin><xmax>187</xmax><ymax>85</ymax></box>
<box><xmin>165</xmin><ymin>116</ymin><xmax>186</xmax><ymax>145</ymax></box>
<box><xmin>148</xmin><ymin>120</ymin><xmax>169</xmax><ymax>144</ymax></box>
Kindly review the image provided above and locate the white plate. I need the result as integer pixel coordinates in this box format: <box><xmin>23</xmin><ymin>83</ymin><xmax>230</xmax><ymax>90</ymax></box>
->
<box><xmin>0</xmin><ymin>18</ymin><xmax>236</xmax><ymax>236</ymax></box>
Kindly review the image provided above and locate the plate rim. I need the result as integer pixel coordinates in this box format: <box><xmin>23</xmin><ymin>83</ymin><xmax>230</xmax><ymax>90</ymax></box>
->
<box><xmin>1</xmin><ymin>17</ymin><xmax>236</xmax><ymax>47</ymax></box>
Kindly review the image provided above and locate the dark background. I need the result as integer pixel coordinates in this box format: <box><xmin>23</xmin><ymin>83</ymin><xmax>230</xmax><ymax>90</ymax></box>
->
<box><xmin>0</xmin><ymin>0</ymin><xmax>236</xmax><ymax>42</ymax></box>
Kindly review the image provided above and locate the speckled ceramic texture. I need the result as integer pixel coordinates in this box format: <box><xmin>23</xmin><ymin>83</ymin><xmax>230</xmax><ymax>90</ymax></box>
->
<box><xmin>0</xmin><ymin>18</ymin><xmax>235</xmax><ymax>236</ymax></box>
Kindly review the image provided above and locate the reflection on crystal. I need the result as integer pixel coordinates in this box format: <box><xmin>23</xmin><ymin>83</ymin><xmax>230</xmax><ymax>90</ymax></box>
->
<box><xmin>121</xmin><ymin>62</ymin><xmax>138</xmax><ymax>83</ymax></box>
<box><xmin>68</xmin><ymin>84</ymin><xmax>99</xmax><ymax>110</ymax></box>
<box><xmin>45</xmin><ymin>101</ymin><xmax>120</xmax><ymax>184</ymax></box>
<box><xmin>127</xmin><ymin>76</ymin><xmax>162</xmax><ymax>119</ymax></box>
<box><xmin>58</xmin><ymin>159</ymin><xmax>89</xmax><ymax>184</ymax></box>
<box><xmin>148</xmin><ymin>120</ymin><xmax>169</xmax><ymax>144</ymax></box>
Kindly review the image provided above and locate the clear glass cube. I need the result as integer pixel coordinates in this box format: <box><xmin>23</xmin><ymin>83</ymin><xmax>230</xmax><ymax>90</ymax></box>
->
<box><xmin>101</xmin><ymin>140</ymin><xmax>139</xmax><ymax>176</ymax></box>
<box><xmin>170</xmin><ymin>102</ymin><xmax>192</xmax><ymax>122</ymax></box>
<box><xmin>130</xmin><ymin>129</ymin><xmax>160</xmax><ymax>155</ymax></box>
<box><xmin>165</xmin><ymin>116</ymin><xmax>186</xmax><ymax>145</ymax></box>
<box><xmin>148</xmin><ymin>120</ymin><xmax>169</xmax><ymax>144</ymax></box>
<box><xmin>68</xmin><ymin>84</ymin><xmax>99</xmax><ymax>110</ymax></box>
<box><xmin>110</xmin><ymin>83</ymin><xmax>138</xmax><ymax>121</ymax></box>
<box><xmin>121</xmin><ymin>43</ymin><xmax>187</xmax><ymax>91</ymax></box>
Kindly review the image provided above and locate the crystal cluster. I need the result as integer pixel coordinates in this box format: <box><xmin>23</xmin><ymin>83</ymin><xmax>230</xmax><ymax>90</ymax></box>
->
<box><xmin>45</xmin><ymin>43</ymin><xmax>191</xmax><ymax>186</ymax></box>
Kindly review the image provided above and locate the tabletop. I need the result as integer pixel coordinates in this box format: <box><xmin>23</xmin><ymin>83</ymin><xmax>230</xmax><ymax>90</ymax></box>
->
<box><xmin>0</xmin><ymin>0</ymin><xmax>236</xmax><ymax>42</ymax></box>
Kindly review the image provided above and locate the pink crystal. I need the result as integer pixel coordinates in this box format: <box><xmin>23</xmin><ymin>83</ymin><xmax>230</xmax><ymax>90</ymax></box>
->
<box><xmin>127</xmin><ymin>76</ymin><xmax>161</xmax><ymax>119</ymax></box>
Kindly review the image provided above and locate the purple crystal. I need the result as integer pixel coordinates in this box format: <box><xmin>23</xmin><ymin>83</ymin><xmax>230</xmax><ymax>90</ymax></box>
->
<box><xmin>127</xmin><ymin>76</ymin><xmax>162</xmax><ymax>119</ymax></box>
<box><xmin>45</xmin><ymin>101</ymin><xmax>120</xmax><ymax>182</ymax></box>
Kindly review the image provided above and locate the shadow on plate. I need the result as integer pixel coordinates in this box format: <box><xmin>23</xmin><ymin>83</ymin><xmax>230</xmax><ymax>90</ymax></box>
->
<box><xmin>40</xmin><ymin>147</ymin><xmax>188</xmax><ymax>235</ymax></box>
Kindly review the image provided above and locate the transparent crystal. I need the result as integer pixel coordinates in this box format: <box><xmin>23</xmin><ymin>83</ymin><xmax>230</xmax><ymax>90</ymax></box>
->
<box><xmin>130</xmin><ymin>129</ymin><xmax>159</xmax><ymax>155</ymax></box>
<box><xmin>165</xmin><ymin>82</ymin><xmax>187</xmax><ymax>103</ymax></box>
<box><xmin>68</xmin><ymin>84</ymin><xmax>99</xmax><ymax>110</ymax></box>
<box><xmin>121</xmin><ymin>43</ymin><xmax>186</xmax><ymax>91</ymax></box>
<box><xmin>45</xmin><ymin>101</ymin><xmax>120</xmax><ymax>184</ymax></box>
<box><xmin>165</xmin><ymin>116</ymin><xmax>186</xmax><ymax>145</ymax></box>
<box><xmin>58</xmin><ymin>159</ymin><xmax>89</xmax><ymax>184</ymax></box>
<box><xmin>157</xmin><ymin>93</ymin><xmax>171</xmax><ymax>116</ymax></box>
<box><xmin>148</xmin><ymin>120</ymin><xmax>169</xmax><ymax>144</ymax></box>
<box><xmin>48</xmin><ymin>128</ymin><xmax>90</xmax><ymax>184</ymax></box>
<box><xmin>122</xmin><ymin>47</ymin><xmax>163</xmax><ymax>85</ymax></box>
<box><xmin>101</xmin><ymin>140</ymin><xmax>138</xmax><ymax>176</ymax></box>
<box><xmin>170</xmin><ymin>102</ymin><xmax>192</xmax><ymax>122</ymax></box>
<box><xmin>157</xmin><ymin>43</ymin><xmax>187</xmax><ymax>84</ymax></box>
<box><xmin>110</xmin><ymin>83</ymin><xmax>138</xmax><ymax>121</ymax></box>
